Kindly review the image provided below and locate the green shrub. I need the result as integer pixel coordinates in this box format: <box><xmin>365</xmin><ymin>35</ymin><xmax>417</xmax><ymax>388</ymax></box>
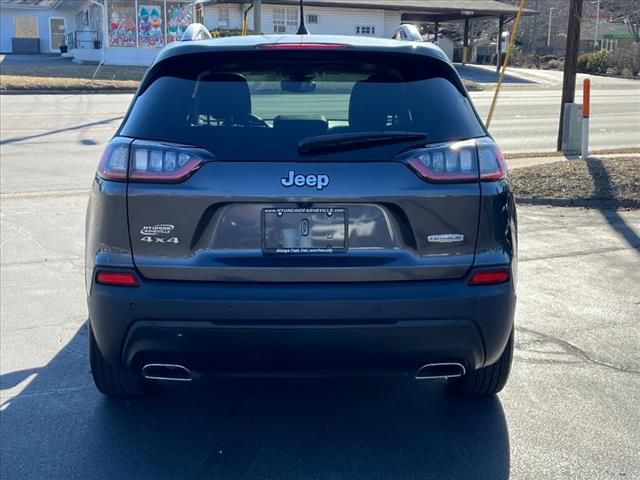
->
<box><xmin>540</xmin><ymin>54</ymin><xmax>557</xmax><ymax>63</ymax></box>
<box><xmin>577</xmin><ymin>53</ymin><xmax>589</xmax><ymax>72</ymax></box>
<box><xmin>210</xmin><ymin>28</ymin><xmax>254</xmax><ymax>38</ymax></box>
<box><xmin>577</xmin><ymin>50</ymin><xmax>609</xmax><ymax>74</ymax></box>
<box><xmin>587</xmin><ymin>50</ymin><xmax>609</xmax><ymax>73</ymax></box>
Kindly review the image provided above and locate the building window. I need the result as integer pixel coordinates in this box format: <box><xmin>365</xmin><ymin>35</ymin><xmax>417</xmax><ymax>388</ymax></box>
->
<box><xmin>14</xmin><ymin>16</ymin><xmax>38</xmax><ymax>38</ymax></box>
<box><xmin>356</xmin><ymin>26</ymin><xmax>376</xmax><ymax>35</ymax></box>
<box><xmin>137</xmin><ymin>3</ymin><xmax>165</xmax><ymax>48</ymax></box>
<box><xmin>167</xmin><ymin>3</ymin><xmax>192</xmax><ymax>44</ymax></box>
<box><xmin>273</xmin><ymin>7</ymin><xmax>298</xmax><ymax>33</ymax></box>
<box><xmin>108</xmin><ymin>1</ymin><xmax>136</xmax><ymax>47</ymax></box>
<box><xmin>76</xmin><ymin>10</ymin><xmax>89</xmax><ymax>30</ymax></box>
<box><xmin>307</xmin><ymin>14</ymin><xmax>319</xmax><ymax>24</ymax></box>
<box><xmin>218</xmin><ymin>7</ymin><xmax>230</xmax><ymax>28</ymax></box>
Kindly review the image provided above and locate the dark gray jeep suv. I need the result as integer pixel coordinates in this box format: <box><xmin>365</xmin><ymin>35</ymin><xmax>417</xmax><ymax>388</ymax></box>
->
<box><xmin>86</xmin><ymin>34</ymin><xmax>517</xmax><ymax>398</ymax></box>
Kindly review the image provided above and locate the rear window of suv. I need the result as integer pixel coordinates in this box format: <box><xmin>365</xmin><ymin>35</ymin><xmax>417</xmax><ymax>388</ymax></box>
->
<box><xmin>119</xmin><ymin>50</ymin><xmax>486</xmax><ymax>162</ymax></box>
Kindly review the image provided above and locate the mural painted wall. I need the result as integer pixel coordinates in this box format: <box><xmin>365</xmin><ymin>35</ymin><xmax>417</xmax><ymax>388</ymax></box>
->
<box><xmin>167</xmin><ymin>3</ymin><xmax>192</xmax><ymax>43</ymax></box>
<box><xmin>108</xmin><ymin>1</ymin><xmax>136</xmax><ymax>47</ymax></box>
<box><xmin>138</xmin><ymin>3</ymin><xmax>164</xmax><ymax>48</ymax></box>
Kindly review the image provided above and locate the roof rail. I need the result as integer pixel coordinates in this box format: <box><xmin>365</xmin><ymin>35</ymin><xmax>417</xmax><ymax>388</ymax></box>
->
<box><xmin>390</xmin><ymin>24</ymin><xmax>423</xmax><ymax>42</ymax></box>
<box><xmin>181</xmin><ymin>23</ymin><xmax>212</xmax><ymax>42</ymax></box>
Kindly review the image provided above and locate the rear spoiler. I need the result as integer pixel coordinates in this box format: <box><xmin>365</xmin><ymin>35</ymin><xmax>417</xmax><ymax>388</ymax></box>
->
<box><xmin>181</xmin><ymin>23</ymin><xmax>212</xmax><ymax>42</ymax></box>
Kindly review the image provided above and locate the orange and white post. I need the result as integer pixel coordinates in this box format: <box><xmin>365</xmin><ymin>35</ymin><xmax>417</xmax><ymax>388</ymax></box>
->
<box><xmin>582</xmin><ymin>78</ymin><xmax>591</xmax><ymax>159</ymax></box>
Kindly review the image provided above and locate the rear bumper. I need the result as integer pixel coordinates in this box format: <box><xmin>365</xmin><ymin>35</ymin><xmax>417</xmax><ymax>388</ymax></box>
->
<box><xmin>88</xmin><ymin>276</ymin><xmax>516</xmax><ymax>375</ymax></box>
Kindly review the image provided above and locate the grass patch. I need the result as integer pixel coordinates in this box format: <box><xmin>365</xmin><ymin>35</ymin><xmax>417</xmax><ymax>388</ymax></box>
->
<box><xmin>505</xmin><ymin>147</ymin><xmax>640</xmax><ymax>160</ymax></box>
<box><xmin>511</xmin><ymin>157</ymin><xmax>640</xmax><ymax>209</ymax></box>
<box><xmin>1</xmin><ymin>64</ymin><xmax>145</xmax><ymax>91</ymax></box>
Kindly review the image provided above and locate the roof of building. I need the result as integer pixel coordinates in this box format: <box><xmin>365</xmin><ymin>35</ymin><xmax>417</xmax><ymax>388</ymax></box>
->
<box><xmin>0</xmin><ymin>0</ymin><xmax>64</xmax><ymax>7</ymax></box>
<box><xmin>602</xmin><ymin>32</ymin><xmax>634</xmax><ymax>40</ymax></box>
<box><xmin>202</xmin><ymin>0</ymin><xmax>537</xmax><ymax>21</ymax></box>
<box><xmin>0</xmin><ymin>0</ymin><xmax>103</xmax><ymax>9</ymax></box>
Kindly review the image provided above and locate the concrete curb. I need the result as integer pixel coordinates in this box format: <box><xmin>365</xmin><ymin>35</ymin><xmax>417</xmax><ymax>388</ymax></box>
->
<box><xmin>507</xmin><ymin>152</ymin><xmax>640</xmax><ymax>170</ymax></box>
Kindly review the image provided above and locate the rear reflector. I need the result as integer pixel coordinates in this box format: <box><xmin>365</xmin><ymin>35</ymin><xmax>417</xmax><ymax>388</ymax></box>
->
<box><xmin>468</xmin><ymin>270</ymin><xmax>510</xmax><ymax>285</ymax></box>
<box><xmin>95</xmin><ymin>271</ymin><xmax>139</xmax><ymax>287</ymax></box>
<box><xmin>257</xmin><ymin>43</ymin><xmax>347</xmax><ymax>50</ymax></box>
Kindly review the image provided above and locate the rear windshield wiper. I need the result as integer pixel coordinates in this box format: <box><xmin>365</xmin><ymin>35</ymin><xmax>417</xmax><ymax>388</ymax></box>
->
<box><xmin>298</xmin><ymin>131</ymin><xmax>427</xmax><ymax>155</ymax></box>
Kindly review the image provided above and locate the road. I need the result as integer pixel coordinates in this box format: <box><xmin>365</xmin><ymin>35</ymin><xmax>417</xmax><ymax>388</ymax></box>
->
<box><xmin>474</xmin><ymin>86</ymin><xmax>640</xmax><ymax>153</ymax></box>
<box><xmin>1</xmin><ymin>91</ymin><xmax>640</xmax><ymax>479</ymax></box>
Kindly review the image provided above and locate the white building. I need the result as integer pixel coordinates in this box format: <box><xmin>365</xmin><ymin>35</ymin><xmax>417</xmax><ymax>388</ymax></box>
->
<box><xmin>202</xmin><ymin>0</ymin><xmax>400</xmax><ymax>39</ymax></box>
<box><xmin>1</xmin><ymin>0</ymin><xmax>83</xmax><ymax>54</ymax></box>
<box><xmin>1</xmin><ymin>0</ymin><xmax>197</xmax><ymax>65</ymax></box>
<box><xmin>0</xmin><ymin>0</ymin><xmax>531</xmax><ymax>66</ymax></box>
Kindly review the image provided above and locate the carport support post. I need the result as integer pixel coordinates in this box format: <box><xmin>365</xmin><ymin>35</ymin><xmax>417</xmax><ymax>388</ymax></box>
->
<box><xmin>496</xmin><ymin>15</ymin><xmax>504</xmax><ymax>73</ymax></box>
<box><xmin>463</xmin><ymin>19</ymin><xmax>470</xmax><ymax>64</ymax></box>
<box><xmin>254</xmin><ymin>0</ymin><xmax>262</xmax><ymax>34</ymax></box>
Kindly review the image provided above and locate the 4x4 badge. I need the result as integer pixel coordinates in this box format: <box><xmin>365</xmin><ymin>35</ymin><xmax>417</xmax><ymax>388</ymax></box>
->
<box><xmin>281</xmin><ymin>170</ymin><xmax>330</xmax><ymax>190</ymax></box>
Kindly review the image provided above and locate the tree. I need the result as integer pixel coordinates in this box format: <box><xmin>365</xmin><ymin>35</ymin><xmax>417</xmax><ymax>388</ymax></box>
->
<box><xmin>581</xmin><ymin>0</ymin><xmax>639</xmax><ymax>41</ymax></box>
<box><xmin>591</xmin><ymin>0</ymin><xmax>639</xmax><ymax>41</ymax></box>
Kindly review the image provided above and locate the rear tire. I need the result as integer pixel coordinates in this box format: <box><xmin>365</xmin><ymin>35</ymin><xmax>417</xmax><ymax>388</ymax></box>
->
<box><xmin>89</xmin><ymin>322</ymin><xmax>145</xmax><ymax>398</ymax></box>
<box><xmin>450</xmin><ymin>328</ymin><xmax>514</xmax><ymax>397</ymax></box>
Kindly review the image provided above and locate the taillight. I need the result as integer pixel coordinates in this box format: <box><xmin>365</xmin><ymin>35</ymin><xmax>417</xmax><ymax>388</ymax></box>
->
<box><xmin>129</xmin><ymin>142</ymin><xmax>203</xmax><ymax>182</ymax></box>
<box><xmin>97</xmin><ymin>138</ymin><xmax>131</xmax><ymax>181</ymax></box>
<box><xmin>469</xmin><ymin>269</ymin><xmax>510</xmax><ymax>286</ymax></box>
<box><xmin>96</xmin><ymin>138</ymin><xmax>208</xmax><ymax>183</ymax></box>
<box><xmin>398</xmin><ymin>138</ymin><xmax>507</xmax><ymax>183</ymax></box>
<box><xmin>398</xmin><ymin>140</ymin><xmax>479</xmax><ymax>183</ymax></box>
<box><xmin>477</xmin><ymin>137</ymin><xmax>508</xmax><ymax>181</ymax></box>
<box><xmin>95</xmin><ymin>271</ymin><xmax>138</xmax><ymax>287</ymax></box>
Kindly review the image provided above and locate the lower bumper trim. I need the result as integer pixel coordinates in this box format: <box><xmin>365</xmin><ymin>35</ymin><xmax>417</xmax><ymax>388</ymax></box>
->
<box><xmin>122</xmin><ymin>319</ymin><xmax>485</xmax><ymax>374</ymax></box>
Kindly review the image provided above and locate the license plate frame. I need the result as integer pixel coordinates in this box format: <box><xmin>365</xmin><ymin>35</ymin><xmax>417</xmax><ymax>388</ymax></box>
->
<box><xmin>262</xmin><ymin>207</ymin><xmax>348</xmax><ymax>254</ymax></box>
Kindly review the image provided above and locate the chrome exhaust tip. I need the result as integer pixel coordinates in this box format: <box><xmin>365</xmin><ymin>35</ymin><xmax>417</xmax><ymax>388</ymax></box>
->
<box><xmin>141</xmin><ymin>363</ymin><xmax>193</xmax><ymax>382</ymax></box>
<box><xmin>415</xmin><ymin>362</ymin><xmax>466</xmax><ymax>380</ymax></box>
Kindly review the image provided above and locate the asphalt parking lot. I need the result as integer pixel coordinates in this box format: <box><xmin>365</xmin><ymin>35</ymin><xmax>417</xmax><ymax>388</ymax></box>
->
<box><xmin>1</xmin><ymin>94</ymin><xmax>640</xmax><ymax>479</ymax></box>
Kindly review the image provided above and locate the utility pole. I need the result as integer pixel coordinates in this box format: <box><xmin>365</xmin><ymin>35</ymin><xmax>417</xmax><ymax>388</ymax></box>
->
<box><xmin>594</xmin><ymin>0</ymin><xmax>601</xmax><ymax>48</ymax></box>
<box><xmin>531</xmin><ymin>0</ymin><xmax>539</xmax><ymax>53</ymax></box>
<box><xmin>557</xmin><ymin>0</ymin><xmax>584</xmax><ymax>151</ymax></box>
<box><xmin>463</xmin><ymin>18</ymin><xmax>470</xmax><ymax>64</ymax></box>
<box><xmin>254</xmin><ymin>0</ymin><xmax>262</xmax><ymax>34</ymax></box>
<box><xmin>547</xmin><ymin>7</ymin><xmax>556</xmax><ymax>47</ymax></box>
<box><xmin>496</xmin><ymin>15</ymin><xmax>504</xmax><ymax>73</ymax></box>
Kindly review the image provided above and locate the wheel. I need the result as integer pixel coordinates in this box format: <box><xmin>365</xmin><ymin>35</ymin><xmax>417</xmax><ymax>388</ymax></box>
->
<box><xmin>450</xmin><ymin>328</ymin><xmax>514</xmax><ymax>397</ymax></box>
<box><xmin>89</xmin><ymin>322</ymin><xmax>145</xmax><ymax>398</ymax></box>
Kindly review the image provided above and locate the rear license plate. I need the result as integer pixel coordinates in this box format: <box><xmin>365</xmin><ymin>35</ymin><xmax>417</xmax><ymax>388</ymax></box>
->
<box><xmin>262</xmin><ymin>207</ymin><xmax>347</xmax><ymax>254</ymax></box>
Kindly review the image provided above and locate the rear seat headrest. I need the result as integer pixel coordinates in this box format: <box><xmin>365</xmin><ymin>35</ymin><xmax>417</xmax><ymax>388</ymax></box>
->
<box><xmin>195</xmin><ymin>72</ymin><xmax>252</xmax><ymax>123</ymax></box>
<box><xmin>349</xmin><ymin>74</ymin><xmax>411</xmax><ymax>131</ymax></box>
